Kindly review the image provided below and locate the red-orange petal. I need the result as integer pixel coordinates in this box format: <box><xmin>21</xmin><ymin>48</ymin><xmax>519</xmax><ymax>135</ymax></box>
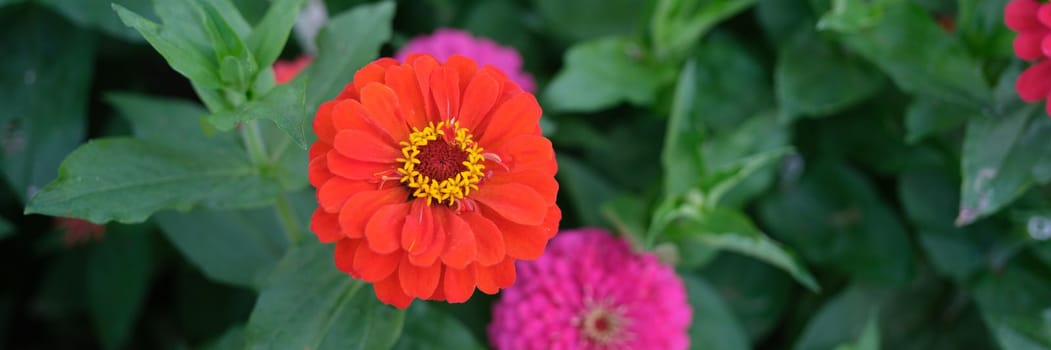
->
<box><xmin>474</xmin><ymin>257</ymin><xmax>516</xmax><ymax>294</ymax></box>
<box><xmin>443</xmin><ymin>266</ymin><xmax>477</xmax><ymax>303</ymax></box>
<box><xmin>308</xmin><ymin>142</ymin><xmax>332</xmax><ymax>161</ymax></box>
<box><xmin>313</xmin><ymin>100</ymin><xmax>339</xmax><ymax>143</ymax></box>
<box><xmin>444</xmin><ymin>54</ymin><xmax>478</xmax><ymax>90</ymax></box>
<box><xmin>326</xmin><ymin>152</ymin><xmax>394</xmax><ymax>180</ymax></box>
<box><xmin>351</xmin><ymin>58</ymin><xmax>397</xmax><ymax>97</ymax></box>
<box><xmin>310</xmin><ymin>209</ymin><xmax>343</xmax><ymax>243</ymax></box>
<box><xmin>429</xmin><ymin>66</ymin><xmax>461</xmax><ymax>122</ymax></box>
<box><xmin>441</xmin><ymin>212</ymin><xmax>477</xmax><ymax>269</ymax></box>
<box><xmin>338</xmin><ymin>188</ymin><xmax>407</xmax><ymax>238</ymax></box>
<box><xmin>477</xmin><ymin>93</ymin><xmax>542</xmax><ymax>148</ymax></box>
<box><xmin>331</xmin><ymin>99</ymin><xmax>372</xmax><ymax>131</ymax></box>
<box><xmin>334</xmin><ymin>238</ymin><xmax>362</xmax><ymax>277</ymax></box>
<box><xmin>398</xmin><ymin>255</ymin><xmax>441</xmax><ymax>299</ymax></box>
<box><xmin>491</xmin><ymin>135</ymin><xmax>557</xmax><ymax>176</ymax></box>
<box><xmin>360</xmin><ymin>82</ymin><xmax>409</xmax><ymax>142</ymax></box>
<box><xmin>365</xmin><ymin>203</ymin><xmax>409</xmax><ymax>254</ymax></box>
<box><xmin>483</xmin><ymin>208</ymin><xmax>550</xmax><ymax>260</ymax></box>
<box><xmin>472</xmin><ymin>183</ymin><xmax>548</xmax><ymax>226</ymax></box>
<box><xmin>410</xmin><ymin>54</ymin><xmax>440</xmax><ymax>120</ymax></box>
<box><xmin>407</xmin><ymin>219</ymin><xmax>447</xmax><ymax>267</ymax></box>
<box><xmin>457</xmin><ymin>70</ymin><xmax>500</xmax><ymax>130</ymax></box>
<box><xmin>353</xmin><ymin>243</ymin><xmax>401</xmax><ymax>282</ymax></box>
<box><xmin>402</xmin><ymin>200</ymin><xmax>436</xmax><ymax>254</ymax></box>
<box><xmin>374</xmin><ymin>273</ymin><xmax>413</xmax><ymax>309</ymax></box>
<box><xmin>308</xmin><ymin>156</ymin><xmax>333</xmax><ymax>188</ymax></box>
<box><xmin>461</xmin><ymin>211</ymin><xmax>506</xmax><ymax>266</ymax></box>
<box><xmin>333</xmin><ymin>129</ymin><xmax>400</xmax><ymax>163</ymax></box>
<box><xmin>487</xmin><ymin>170</ymin><xmax>558</xmax><ymax>204</ymax></box>
<box><xmin>385</xmin><ymin>65</ymin><xmax>429</xmax><ymax>128</ymax></box>
<box><xmin>317</xmin><ymin>177</ymin><xmax>374</xmax><ymax>213</ymax></box>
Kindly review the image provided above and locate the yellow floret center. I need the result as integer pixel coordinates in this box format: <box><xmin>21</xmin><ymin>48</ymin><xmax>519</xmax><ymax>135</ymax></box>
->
<box><xmin>396</xmin><ymin>121</ymin><xmax>486</xmax><ymax>206</ymax></box>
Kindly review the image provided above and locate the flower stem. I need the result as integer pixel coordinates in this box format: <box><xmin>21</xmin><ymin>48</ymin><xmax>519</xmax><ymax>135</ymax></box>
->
<box><xmin>274</xmin><ymin>193</ymin><xmax>305</xmax><ymax>245</ymax></box>
<box><xmin>239</xmin><ymin>120</ymin><xmax>304</xmax><ymax>245</ymax></box>
<box><xmin>241</xmin><ymin>120</ymin><xmax>268</xmax><ymax>165</ymax></box>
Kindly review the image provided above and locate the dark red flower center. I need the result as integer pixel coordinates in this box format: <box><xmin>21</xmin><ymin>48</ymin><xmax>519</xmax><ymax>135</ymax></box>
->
<box><xmin>581</xmin><ymin>305</ymin><xmax>626</xmax><ymax>344</ymax></box>
<box><xmin>416</xmin><ymin>141</ymin><xmax>468</xmax><ymax>181</ymax></box>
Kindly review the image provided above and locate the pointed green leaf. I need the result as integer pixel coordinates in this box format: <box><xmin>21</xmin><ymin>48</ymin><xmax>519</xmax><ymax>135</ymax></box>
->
<box><xmin>87</xmin><ymin>224</ymin><xmax>155</xmax><ymax>350</ymax></box>
<box><xmin>544</xmin><ymin>37</ymin><xmax>676</xmax><ymax>112</ymax></box>
<box><xmin>776</xmin><ymin>29</ymin><xmax>884</xmax><ymax>119</ymax></box>
<box><xmin>155</xmin><ymin>208</ymin><xmax>288</xmax><ymax>289</ymax></box>
<box><xmin>662</xmin><ymin>60</ymin><xmax>704</xmax><ymax>197</ymax></box>
<box><xmin>113</xmin><ymin>3</ymin><xmax>222</xmax><ymax>88</ymax></box>
<box><xmin>683</xmin><ymin>275</ymin><xmax>751</xmax><ymax>350</ymax></box>
<box><xmin>306</xmin><ymin>1</ymin><xmax>395</xmax><ymax>111</ymax></box>
<box><xmin>246</xmin><ymin>0</ymin><xmax>307</xmax><ymax>69</ymax></box>
<box><xmin>669</xmin><ymin>207</ymin><xmax>819</xmax><ymax>291</ymax></box>
<box><xmin>0</xmin><ymin>7</ymin><xmax>93</xmax><ymax>202</ymax></box>
<box><xmin>246</xmin><ymin>243</ymin><xmax>406</xmax><ymax>350</ymax></box>
<box><xmin>24</xmin><ymin>138</ymin><xmax>281</xmax><ymax>223</ymax></box>
<box><xmin>974</xmin><ymin>268</ymin><xmax>1051</xmax><ymax>349</ymax></box>
<box><xmin>651</xmin><ymin>0</ymin><xmax>756</xmax><ymax>59</ymax></box>
<box><xmin>392</xmin><ymin>303</ymin><xmax>484</xmax><ymax>350</ymax></box>
<box><xmin>210</xmin><ymin>78</ymin><xmax>309</xmax><ymax>148</ymax></box>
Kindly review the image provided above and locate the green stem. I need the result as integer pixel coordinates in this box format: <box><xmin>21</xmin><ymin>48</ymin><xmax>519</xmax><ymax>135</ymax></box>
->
<box><xmin>274</xmin><ymin>193</ymin><xmax>305</xmax><ymax>245</ymax></box>
<box><xmin>241</xmin><ymin>120</ymin><xmax>268</xmax><ymax>165</ymax></box>
<box><xmin>239</xmin><ymin>120</ymin><xmax>303</xmax><ymax>245</ymax></box>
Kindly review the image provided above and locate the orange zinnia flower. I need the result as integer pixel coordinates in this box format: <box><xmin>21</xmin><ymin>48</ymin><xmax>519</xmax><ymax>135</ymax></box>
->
<box><xmin>308</xmin><ymin>54</ymin><xmax>560</xmax><ymax>308</ymax></box>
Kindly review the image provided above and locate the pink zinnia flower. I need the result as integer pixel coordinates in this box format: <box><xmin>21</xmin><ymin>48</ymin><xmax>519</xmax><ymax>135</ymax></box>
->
<box><xmin>1006</xmin><ymin>0</ymin><xmax>1051</xmax><ymax>116</ymax></box>
<box><xmin>273</xmin><ymin>55</ymin><xmax>312</xmax><ymax>84</ymax></box>
<box><xmin>488</xmin><ymin>228</ymin><xmax>692</xmax><ymax>350</ymax></box>
<box><xmin>395</xmin><ymin>28</ymin><xmax>535</xmax><ymax>93</ymax></box>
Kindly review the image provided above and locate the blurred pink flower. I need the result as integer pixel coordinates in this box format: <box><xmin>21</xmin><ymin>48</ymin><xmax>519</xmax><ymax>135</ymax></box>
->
<box><xmin>1006</xmin><ymin>0</ymin><xmax>1051</xmax><ymax>116</ymax></box>
<box><xmin>273</xmin><ymin>55</ymin><xmax>312</xmax><ymax>84</ymax></box>
<box><xmin>488</xmin><ymin>228</ymin><xmax>691</xmax><ymax>350</ymax></box>
<box><xmin>396</xmin><ymin>28</ymin><xmax>535</xmax><ymax>92</ymax></box>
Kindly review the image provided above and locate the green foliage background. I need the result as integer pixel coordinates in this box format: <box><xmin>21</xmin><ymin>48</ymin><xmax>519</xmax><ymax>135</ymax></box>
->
<box><xmin>2</xmin><ymin>0</ymin><xmax>1050</xmax><ymax>349</ymax></box>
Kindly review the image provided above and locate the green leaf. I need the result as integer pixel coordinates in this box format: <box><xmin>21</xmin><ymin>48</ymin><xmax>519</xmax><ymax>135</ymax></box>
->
<box><xmin>701</xmin><ymin>111</ymin><xmax>789</xmax><ymax>207</ymax></box>
<box><xmin>103</xmin><ymin>92</ymin><xmax>216</xmax><ymax>148</ymax></box>
<box><xmin>662</xmin><ymin>60</ymin><xmax>704</xmax><ymax>197</ymax></box>
<box><xmin>699</xmin><ymin>147</ymin><xmax>792</xmax><ymax>210</ymax></box>
<box><xmin>245</xmin><ymin>243</ymin><xmax>406</xmax><ymax>350</ymax></box>
<box><xmin>200</xmin><ymin>325</ymin><xmax>246</xmax><ymax>350</ymax></box>
<box><xmin>755</xmin><ymin>0</ymin><xmax>814</xmax><ymax>43</ymax></box>
<box><xmin>974</xmin><ymin>268</ymin><xmax>1051</xmax><ymax>349</ymax></box>
<box><xmin>210</xmin><ymin>78</ymin><xmax>309</xmax><ymax>148</ymax></box>
<box><xmin>24</xmin><ymin>138</ymin><xmax>281</xmax><ymax>223</ymax></box>
<box><xmin>833</xmin><ymin>314</ymin><xmax>880</xmax><ymax>350</ymax></box>
<box><xmin>392</xmin><ymin>303</ymin><xmax>484</xmax><ymax>350</ymax></box>
<box><xmin>113</xmin><ymin>3</ymin><xmax>222</xmax><ymax>88</ymax></box>
<box><xmin>776</xmin><ymin>29</ymin><xmax>884</xmax><ymax>119</ymax></box>
<box><xmin>0</xmin><ymin>7</ymin><xmax>93</xmax><ymax>203</ymax></box>
<box><xmin>246</xmin><ymin>0</ymin><xmax>307</xmax><ymax>69</ymax></box>
<box><xmin>556</xmin><ymin>154</ymin><xmax>618</xmax><ymax>226</ymax></box>
<box><xmin>87</xmin><ymin>224</ymin><xmax>156</xmax><ymax>350</ymax></box>
<box><xmin>306</xmin><ymin>1</ymin><xmax>395</xmax><ymax>111</ymax></box>
<box><xmin>534</xmin><ymin>0</ymin><xmax>647</xmax><ymax>41</ymax></box>
<box><xmin>818</xmin><ymin>0</ymin><xmax>991</xmax><ymax>110</ymax></box>
<box><xmin>37</xmin><ymin>0</ymin><xmax>150</xmax><ymax>41</ymax></box>
<box><xmin>957</xmin><ymin>0</ymin><xmax>1014</xmax><ymax>59</ymax></box>
<box><xmin>651</xmin><ymin>0</ymin><xmax>756</xmax><ymax>60</ymax></box>
<box><xmin>701</xmin><ymin>254</ymin><xmax>794</xmax><ymax>341</ymax></box>
<box><xmin>668</xmin><ymin>207</ymin><xmax>819</xmax><ymax>291</ymax></box>
<box><xmin>601</xmin><ymin>195</ymin><xmax>650</xmax><ymax>242</ymax></box>
<box><xmin>758</xmin><ymin>162</ymin><xmax>914</xmax><ymax>284</ymax></box>
<box><xmin>683</xmin><ymin>275</ymin><xmax>751</xmax><ymax>350</ymax></box>
<box><xmin>957</xmin><ymin>106</ymin><xmax>1051</xmax><ymax>226</ymax></box>
<box><xmin>793</xmin><ymin>285</ymin><xmax>882</xmax><ymax>350</ymax></box>
<box><xmin>155</xmin><ymin>208</ymin><xmax>288</xmax><ymax>289</ymax></box>
<box><xmin>0</xmin><ymin>216</ymin><xmax>12</xmax><ymax>241</ymax></box>
<box><xmin>544</xmin><ymin>37</ymin><xmax>676</xmax><ymax>112</ymax></box>
<box><xmin>689</xmin><ymin>33</ymin><xmax>773</xmax><ymax>134</ymax></box>
<box><xmin>904</xmin><ymin>95</ymin><xmax>976</xmax><ymax>144</ymax></box>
